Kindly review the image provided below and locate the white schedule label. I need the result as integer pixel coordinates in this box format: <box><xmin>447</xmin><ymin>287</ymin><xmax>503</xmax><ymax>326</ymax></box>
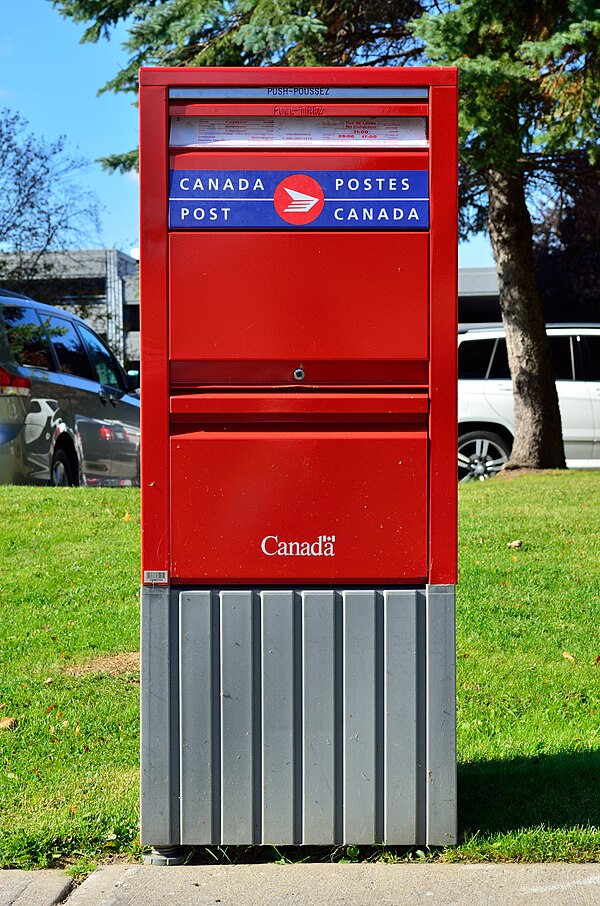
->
<box><xmin>170</xmin><ymin>116</ymin><xmax>427</xmax><ymax>148</ymax></box>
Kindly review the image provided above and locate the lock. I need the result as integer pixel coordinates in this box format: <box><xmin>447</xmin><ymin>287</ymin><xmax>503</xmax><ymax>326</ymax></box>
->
<box><xmin>293</xmin><ymin>367</ymin><xmax>305</xmax><ymax>381</ymax></box>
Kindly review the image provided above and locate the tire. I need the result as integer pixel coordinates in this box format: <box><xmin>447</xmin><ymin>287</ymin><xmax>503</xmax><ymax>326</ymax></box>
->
<box><xmin>51</xmin><ymin>448</ymin><xmax>76</xmax><ymax>487</ymax></box>
<box><xmin>458</xmin><ymin>430</ymin><xmax>510</xmax><ymax>483</ymax></box>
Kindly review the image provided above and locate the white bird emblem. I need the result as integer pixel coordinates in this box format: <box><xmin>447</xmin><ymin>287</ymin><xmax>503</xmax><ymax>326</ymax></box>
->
<box><xmin>283</xmin><ymin>187</ymin><xmax>320</xmax><ymax>213</ymax></box>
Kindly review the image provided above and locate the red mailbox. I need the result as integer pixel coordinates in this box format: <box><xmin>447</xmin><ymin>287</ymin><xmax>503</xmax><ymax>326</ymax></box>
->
<box><xmin>140</xmin><ymin>67</ymin><xmax>457</xmax><ymax>858</ymax></box>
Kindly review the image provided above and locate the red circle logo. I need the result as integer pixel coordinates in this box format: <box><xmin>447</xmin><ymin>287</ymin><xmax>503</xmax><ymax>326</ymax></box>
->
<box><xmin>273</xmin><ymin>174</ymin><xmax>325</xmax><ymax>225</ymax></box>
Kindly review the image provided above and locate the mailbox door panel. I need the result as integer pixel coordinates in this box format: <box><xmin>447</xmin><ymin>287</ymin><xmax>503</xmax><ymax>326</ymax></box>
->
<box><xmin>170</xmin><ymin>429</ymin><xmax>427</xmax><ymax>583</ymax></box>
<box><xmin>169</xmin><ymin>232</ymin><xmax>428</xmax><ymax>376</ymax></box>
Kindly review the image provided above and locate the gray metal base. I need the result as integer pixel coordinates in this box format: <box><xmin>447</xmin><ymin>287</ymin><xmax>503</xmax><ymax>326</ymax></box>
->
<box><xmin>142</xmin><ymin>846</ymin><xmax>186</xmax><ymax>866</ymax></box>
<box><xmin>140</xmin><ymin>585</ymin><xmax>456</xmax><ymax>847</ymax></box>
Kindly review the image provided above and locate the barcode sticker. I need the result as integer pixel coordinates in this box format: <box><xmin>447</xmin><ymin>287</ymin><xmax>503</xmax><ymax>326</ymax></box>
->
<box><xmin>143</xmin><ymin>570</ymin><xmax>169</xmax><ymax>585</ymax></box>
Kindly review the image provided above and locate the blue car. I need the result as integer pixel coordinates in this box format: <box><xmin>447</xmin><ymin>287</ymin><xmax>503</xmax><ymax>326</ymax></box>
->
<box><xmin>0</xmin><ymin>289</ymin><xmax>140</xmax><ymax>486</ymax></box>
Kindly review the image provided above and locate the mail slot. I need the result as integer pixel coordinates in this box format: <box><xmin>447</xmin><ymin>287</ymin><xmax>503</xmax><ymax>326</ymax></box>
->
<box><xmin>139</xmin><ymin>67</ymin><xmax>458</xmax><ymax>858</ymax></box>
<box><xmin>170</xmin><ymin>392</ymin><xmax>428</xmax><ymax>583</ymax></box>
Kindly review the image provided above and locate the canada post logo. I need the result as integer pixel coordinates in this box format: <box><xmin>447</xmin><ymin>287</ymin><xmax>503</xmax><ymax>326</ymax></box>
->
<box><xmin>168</xmin><ymin>169</ymin><xmax>429</xmax><ymax>230</ymax></box>
<box><xmin>273</xmin><ymin>174</ymin><xmax>325</xmax><ymax>225</ymax></box>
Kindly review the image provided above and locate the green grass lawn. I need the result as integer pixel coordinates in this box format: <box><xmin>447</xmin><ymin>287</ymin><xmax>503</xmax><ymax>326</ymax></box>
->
<box><xmin>452</xmin><ymin>470</ymin><xmax>600</xmax><ymax>862</ymax></box>
<box><xmin>0</xmin><ymin>489</ymin><xmax>141</xmax><ymax>872</ymax></box>
<box><xmin>0</xmin><ymin>473</ymin><xmax>598</xmax><ymax>868</ymax></box>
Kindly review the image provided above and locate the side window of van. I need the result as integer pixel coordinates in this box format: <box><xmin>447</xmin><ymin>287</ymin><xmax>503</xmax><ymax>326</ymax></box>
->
<box><xmin>489</xmin><ymin>336</ymin><xmax>574</xmax><ymax>380</ymax></box>
<box><xmin>458</xmin><ymin>339</ymin><xmax>496</xmax><ymax>379</ymax></box>
<box><xmin>3</xmin><ymin>306</ymin><xmax>54</xmax><ymax>370</ymax></box>
<box><xmin>42</xmin><ymin>315</ymin><xmax>95</xmax><ymax>381</ymax></box>
<box><xmin>581</xmin><ymin>336</ymin><xmax>600</xmax><ymax>381</ymax></box>
<box><xmin>488</xmin><ymin>339</ymin><xmax>511</xmax><ymax>379</ymax></box>
<box><xmin>79</xmin><ymin>325</ymin><xmax>125</xmax><ymax>390</ymax></box>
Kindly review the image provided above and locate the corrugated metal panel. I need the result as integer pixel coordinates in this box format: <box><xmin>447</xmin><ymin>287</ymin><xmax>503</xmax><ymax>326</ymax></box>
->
<box><xmin>140</xmin><ymin>585</ymin><xmax>180</xmax><ymax>846</ymax></box>
<box><xmin>301</xmin><ymin>591</ymin><xmax>336</xmax><ymax>843</ymax></box>
<box><xmin>261</xmin><ymin>590</ymin><xmax>295</xmax><ymax>843</ymax></box>
<box><xmin>425</xmin><ymin>584</ymin><xmax>457</xmax><ymax>845</ymax></box>
<box><xmin>141</xmin><ymin>585</ymin><xmax>455</xmax><ymax>846</ymax></box>
<box><xmin>384</xmin><ymin>589</ymin><xmax>420</xmax><ymax>842</ymax></box>
<box><xmin>342</xmin><ymin>590</ymin><xmax>377</xmax><ymax>842</ymax></box>
<box><xmin>220</xmin><ymin>590</ymin><xmax>254</xmax><ymax>843</ymax></box>
<box><xmin>179</xmin><ymin>590</ymin><xmax>212</xmax><ymax>841</ymax></box>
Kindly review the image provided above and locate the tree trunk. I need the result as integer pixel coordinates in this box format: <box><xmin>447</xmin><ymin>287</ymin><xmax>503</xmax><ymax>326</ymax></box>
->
<box><xmin>486</xmin><ymin>168</ymin><xmax>566</xmax><ymax>469</ymax></box>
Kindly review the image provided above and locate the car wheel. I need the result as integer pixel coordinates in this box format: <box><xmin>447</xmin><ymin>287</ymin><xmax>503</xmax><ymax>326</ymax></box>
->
<box><xmin>458</xmin><ymin>431</ymin><xmax>510</xmax><ymax>483</ymax></box>
<box><xmin>51</xmin><ymin>449</ymin><xmax>76</xmax><ymax>487</ymax></box>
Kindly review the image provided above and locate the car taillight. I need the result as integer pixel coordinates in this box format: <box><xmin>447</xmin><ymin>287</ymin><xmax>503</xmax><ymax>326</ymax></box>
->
<box><xmin>0</xmin><ymin>366</ymin><xmax>30</xmax><ymax>397</ymax></box>
<box><xmin>100</xmin><ymin>426</ymin><xmax>112</xmax><ymax>441</ymax></box>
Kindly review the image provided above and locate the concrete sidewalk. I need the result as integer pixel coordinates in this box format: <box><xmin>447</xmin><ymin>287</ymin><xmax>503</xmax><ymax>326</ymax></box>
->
<box><xmin>3</xmin><ymin>863</ymin><xmax>600</xmax><ymax>906</ymax></box>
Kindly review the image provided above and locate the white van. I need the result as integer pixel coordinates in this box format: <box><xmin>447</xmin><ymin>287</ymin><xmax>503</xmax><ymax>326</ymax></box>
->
<box><xmin>458</xmin><ymin>324</ymin><xmax>600</xmax><ymax>481</ymax></box>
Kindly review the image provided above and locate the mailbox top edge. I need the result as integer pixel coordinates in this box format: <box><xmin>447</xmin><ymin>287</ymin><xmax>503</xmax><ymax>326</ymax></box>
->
<box><xmin>139</xmin><ymin>66</ymin><xmax>458</xmax><ymax>90</ymax></box>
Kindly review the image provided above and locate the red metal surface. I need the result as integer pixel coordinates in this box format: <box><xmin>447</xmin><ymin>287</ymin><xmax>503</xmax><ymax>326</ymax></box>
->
<box><xmin>139</xmin><ymin>85</ymin><xmax>170</xmax><ymax>580</ymax></box>
<box><xmin>170</xmin><ymin>392</ymin><xmax>428</xmax><ymax>422</ymax></box>
<box><xmin>169</xmin><ymin>231</ymin><xmax>429</xmax><ymax>383</ymax></box>
<box><xmin>170</xmin><ymin>362</ymin><xmax>429</xmax><ymax>388</ymax></box>
<box><xmin>169</xmin><ymin>103</ymin><xmax>429</xmax><ymax>118</ymax></box>
<box><xmin>428</xmin><ymin>85</ymin><xmax>458</xmax><ymax>584</ymax></box>
<box><xmin>170</xmin><ymin>429</ymin><xmax>427</xmax><ymax>584</ymax></box>
<box><xmin>141</xmin><ymin>67</ymin><xmax>457</xmax><ymax>88</ymax></box>
<box><xmin>170</xmin><ymin>151</ymin><xmax>428</xmax><ymax>172</ymax></box>
<box><xmin>139</xmin><ymin>66</ymin><xmax>458</xmax><ymax>588</ymax></box>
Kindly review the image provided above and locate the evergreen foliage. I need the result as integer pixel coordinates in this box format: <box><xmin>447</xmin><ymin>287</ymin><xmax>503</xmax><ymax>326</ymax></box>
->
<box><xmin>53</xmin><ymin>0</ymin><xmax>423</xmax><ymax>94</ymax></box>
<box><xmin>411</xmin><ymin>0</ymin><xmax>600</xmax><ymax>237</ymax></box>
<box><xmin>535</xmin><ymin>156</ymin><xmax>600</xmax><ymax>322</ymax></box>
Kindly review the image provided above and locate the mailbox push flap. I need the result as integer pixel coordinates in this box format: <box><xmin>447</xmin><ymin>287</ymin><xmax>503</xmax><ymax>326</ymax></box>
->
<box><xmin>170</xmin><ymin>426</ymin><xmax>427</xmax><ymax>584</ymax></box>
<box><xmin>170</xmin><ymin>393</ymin><xmax>428</xmax><ymax>583</ymax></box>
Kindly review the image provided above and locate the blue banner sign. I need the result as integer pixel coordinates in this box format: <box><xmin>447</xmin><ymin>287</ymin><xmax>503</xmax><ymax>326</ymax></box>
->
<box><xmin>168</xmin><ymin>170</ymin><xmax>429</xmax><ymax>229</ymax></box>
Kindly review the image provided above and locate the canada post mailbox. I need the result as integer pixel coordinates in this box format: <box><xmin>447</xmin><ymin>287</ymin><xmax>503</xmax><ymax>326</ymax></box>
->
<box><xmin>139</xmin><ymin>67</ymin><xmax>458</xmax><ymax>860</ymax></box>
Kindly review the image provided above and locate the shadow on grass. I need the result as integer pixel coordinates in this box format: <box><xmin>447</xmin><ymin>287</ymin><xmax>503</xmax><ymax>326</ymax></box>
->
<box><xmin>144</xmin><ymin>752</ymin><xmax>600</xmax><ymax>866</ymax></box>
<box><xmin>458</xmin><ymin>749</ymin><xmax>600</xmax><ymax>836</ymax></box>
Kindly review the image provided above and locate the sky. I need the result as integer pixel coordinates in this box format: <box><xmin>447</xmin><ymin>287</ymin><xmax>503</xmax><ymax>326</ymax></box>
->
<box><xmin>2</xmin><ymin>0</ymin><xmax>495</xmax><ymax>267</ymax></box>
